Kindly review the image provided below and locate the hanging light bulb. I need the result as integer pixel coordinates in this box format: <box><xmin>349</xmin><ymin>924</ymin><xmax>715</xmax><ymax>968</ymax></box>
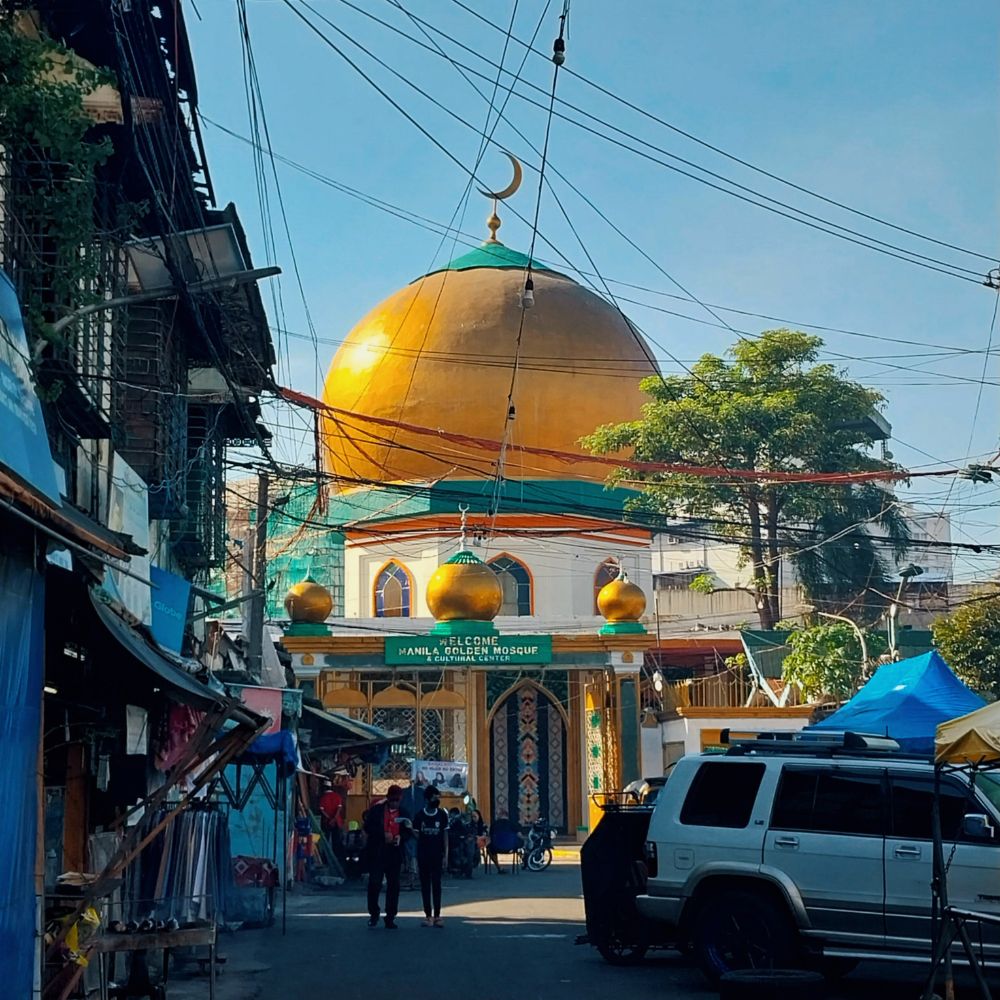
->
<box><xmin>652</xmin><ymin>670</ymin><xmax>664</xmax><ymax>693</ymax></box>
<box><xmin>521</xmin><ymin>276</ymin><xmax>535</xmax><ymax>309</ymax></box>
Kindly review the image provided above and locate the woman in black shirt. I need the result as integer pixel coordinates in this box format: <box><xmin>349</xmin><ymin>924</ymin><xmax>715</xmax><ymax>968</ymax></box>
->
<box><xmin>413</xmin><ymin>785</ymin><xmax>449</xmax><ymax>927</ymax></box>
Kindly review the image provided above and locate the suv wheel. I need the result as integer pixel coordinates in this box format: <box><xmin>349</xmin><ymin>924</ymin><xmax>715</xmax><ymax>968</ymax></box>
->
<box><xmin>691</xmin><ymin>889</ymin><xmax>799</xmax><ymax>985</ymax></box>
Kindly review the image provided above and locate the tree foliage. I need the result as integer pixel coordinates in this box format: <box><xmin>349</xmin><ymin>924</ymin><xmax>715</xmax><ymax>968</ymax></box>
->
<box><xmin>0</xmin><ymin>25</ymin><xmax>114</xmax><ymax>345</ymax></box>
<box><xmin>932</xmin><ymin>593</ymin><xmax>1000</xmax><ymax>696</ymax></box>
<box><xmin>582</xmin><ymin>330</ymin><xmax>909</xmax><ymax>628</ymax></box>
<box><xmin>781</xmin><ymin>621</ymin><xmax>887</xmax><ymax>701</ymax></box>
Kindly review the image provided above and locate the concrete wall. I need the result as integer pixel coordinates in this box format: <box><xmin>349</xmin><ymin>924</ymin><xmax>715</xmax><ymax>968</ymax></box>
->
<box><xmin>661</xmin><ymin>713</ymin><xmax>809</xmax><ymax>757</ymax></box>
<box><xmin>641</xmin><ymin>724</ymin><xmax>664</xmax><ymax>778</ymax></box>
<box><xmin>343</xmin><ymin>531</ymin><xmax>654</xmax><ymax>620</ymax></box>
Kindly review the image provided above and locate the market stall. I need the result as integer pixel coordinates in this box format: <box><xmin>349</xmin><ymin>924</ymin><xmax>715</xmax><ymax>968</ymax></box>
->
<box><xmin>809</xmin><ymin>650</ymin><xmax>985</xmax><ymax>752</ymax></box>
<box><xmin>922</xmin><ymin>702</ymin><xmax>1000</xmax><ymax>1000</ymax></box>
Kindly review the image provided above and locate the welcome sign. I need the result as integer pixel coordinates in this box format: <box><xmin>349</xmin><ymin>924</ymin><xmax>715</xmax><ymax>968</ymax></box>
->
<box><xmin>385</xmin><ymin>634</ymin><xmax>553</xmax><ymax>666</ymax></box>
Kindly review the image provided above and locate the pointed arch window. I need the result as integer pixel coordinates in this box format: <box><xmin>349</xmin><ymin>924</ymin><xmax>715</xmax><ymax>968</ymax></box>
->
<box><xmin>594</xmin><ymin>558</ymin><xmax>620</xmax><ymax>613</ymax></box>
<box><xmin>374</xmin><ymin>561</ymin><xmax>412</xmax><ymax>617</ymax></box>
<box><xmin>489</xmin><ymin>555</ymin><xmax>532</xmax><ymax>616</ymax></box>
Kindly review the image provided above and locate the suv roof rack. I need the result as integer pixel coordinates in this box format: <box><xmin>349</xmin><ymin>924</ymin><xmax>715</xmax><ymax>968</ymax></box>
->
<box><xmin>719</xmin><ymin>729</ymin><xmax>930</xmax><ymax>759</ymax></box>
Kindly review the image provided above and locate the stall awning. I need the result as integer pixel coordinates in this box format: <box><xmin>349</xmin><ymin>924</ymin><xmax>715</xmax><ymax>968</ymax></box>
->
<box><xmin>0</xmin><ymin>468</ymin><xmax>137</xmax><ymax>561</ymax></box>
<box><xmin>300</xmin><ymin>702</ymin><xmax>401</xmax><ymax>753</ymax></box>
<box><xmin>812</xmin><ymin>650</ymin><xmax>985</xmax><ymax>754</ymax></box>
<box><xmin>89</xmin><ymin>588</ymin><xmax>256</xmax><ymax>722</ymax></box>
<box><xmin>936</xmin><ymin>701</ymin><xmax>1000</xmax><ymax>764</ymax></box>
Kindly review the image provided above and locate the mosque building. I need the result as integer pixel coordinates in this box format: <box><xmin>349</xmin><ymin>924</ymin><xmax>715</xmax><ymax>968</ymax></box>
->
<box><xmin>276</xmin><ymin>197</ymin><xmax>664</xmax><ymax>835</ymax></box>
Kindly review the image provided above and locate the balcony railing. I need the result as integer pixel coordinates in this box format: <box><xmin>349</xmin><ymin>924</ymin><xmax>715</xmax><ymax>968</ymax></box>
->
<box><xmin>664</xmin><ymin>671</ymin><xmax>803</xmax><ymax>711</ymax></box>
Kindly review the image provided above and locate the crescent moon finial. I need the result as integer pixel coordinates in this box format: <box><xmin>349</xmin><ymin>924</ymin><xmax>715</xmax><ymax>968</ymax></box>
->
<box><xmin>477</xmin><ymin>151</ymin><xmax>523</xmax><ymax>201</ymax></box>
<box><xmin>478</xmin><ymin>152</ymin><xmax>523</xmax><ymax>244</ymax></box>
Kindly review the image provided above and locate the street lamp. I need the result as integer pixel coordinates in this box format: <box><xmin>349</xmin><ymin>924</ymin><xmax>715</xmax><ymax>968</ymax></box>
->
<box><xmin>50</xmin><ymin>223</ymin><xmax>281</xmax><ymax>337</ymax></box>
<box><xmin>50</xmin><ymin>267</ymin><xmax>281</xmax><ymax>336</ymax></box>
<box><xmin>888</xmin><ymin>563</ymin><xmax>924</xmax><ymax>661</ymax></box>
<box><xmin>798</xmin><ymin>603</ymin><xmax>872</xmax><ymax>681</ymax></box>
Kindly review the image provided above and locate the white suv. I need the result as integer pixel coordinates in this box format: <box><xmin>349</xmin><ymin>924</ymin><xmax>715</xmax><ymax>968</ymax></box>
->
<box><xmin>635</xmin><ymin>736</ymin><xmax>1000</xmax><ymax>983</ymax></box>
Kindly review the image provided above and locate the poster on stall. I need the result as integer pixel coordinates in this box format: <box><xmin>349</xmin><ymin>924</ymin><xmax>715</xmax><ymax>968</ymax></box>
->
<box><xmin>107</xmin><ymin>454</ymin><xmax>151</xmax><ymax>624</ymax></box>
<box><xmin>411</xmin><ymin>760</ymin><xmax>468</xmax><ymax>796</ymax></box>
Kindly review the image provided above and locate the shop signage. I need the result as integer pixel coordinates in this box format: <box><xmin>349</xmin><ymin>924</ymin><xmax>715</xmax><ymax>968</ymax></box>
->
<box><xmin>150</xmin><ymin>566</ymin><xmax>192</xmax><ymax>654</ymax></box>
<box><xmin>385</xmin><ymin>634</ymin><xmax>552</xmax><ymax>666</ymax></box>
<box><xmin>0</xmin><ymin>271</ymin><xmax>61</xmax><ymax>504</ymax></box>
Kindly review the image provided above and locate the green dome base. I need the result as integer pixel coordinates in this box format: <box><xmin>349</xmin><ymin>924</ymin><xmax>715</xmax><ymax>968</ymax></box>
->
<box><xmin>599</xmin><ymin>621</ymin><xmax>647</xmax><ymax>636</ymax></box>
<box><xmin>284</xmin><ymin>622</ymin><xmax>332</xmax><ymax>637</ymax></box>
<box><xmin>430</xmin><ymin>619</ymin><xmax>499</xmax><ymax>637</ymax></box>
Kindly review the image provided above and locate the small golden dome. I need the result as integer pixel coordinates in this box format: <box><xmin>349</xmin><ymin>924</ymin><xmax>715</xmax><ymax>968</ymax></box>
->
<box><xmin>597</xmin><ymin>573</ymin><xmax>646</xmax><ymax>623</ymax></box>
<box><xmin>427</xmin><ymin>551</ymin><xmax>503</xmax><ymax>622</ymax></box>
<box><xmin>284</xmin><ymin>578</ymin><xmax>333</xmax><ymax>623</ymax></box>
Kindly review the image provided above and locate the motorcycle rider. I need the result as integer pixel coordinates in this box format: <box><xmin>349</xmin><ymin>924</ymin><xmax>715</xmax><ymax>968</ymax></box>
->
<box><xmin>413</xmin><ymin>785</ymin><xmax>449</xmax><ymax>927</ymax></box>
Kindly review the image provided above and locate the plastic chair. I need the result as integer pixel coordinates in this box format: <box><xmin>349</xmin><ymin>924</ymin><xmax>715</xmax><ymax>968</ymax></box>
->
<box><xmin>488</xmin><ymin>830</ymin><xmax>523</xmax><ymax>874</ymax></box>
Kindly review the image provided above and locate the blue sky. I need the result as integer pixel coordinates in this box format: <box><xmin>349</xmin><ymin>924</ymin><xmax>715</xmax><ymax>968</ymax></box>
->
<box><xmin>189</xmin><ymin>0</ymin><xmax>1000</xmax><ymax>579</ymax></box>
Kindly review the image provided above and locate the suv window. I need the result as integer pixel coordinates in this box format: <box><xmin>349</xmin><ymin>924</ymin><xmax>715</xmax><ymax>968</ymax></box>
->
<box><xmin>771</xmin><ymin>767</ymin><xmax>885</xmax><ymax>836</ymax></box>
<box><xmin>890</xmin><ymin>772</ymin><xmax>990</xmax><ymax>841</ymax></box>
<box><xmin>680</xmin><ymin>761</ymin><xmax>765</xmax><ymax>828</ymax></box>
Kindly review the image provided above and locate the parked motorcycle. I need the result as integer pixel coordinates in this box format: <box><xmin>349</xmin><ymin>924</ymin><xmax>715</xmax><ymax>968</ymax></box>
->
<box><xmin>341</xmin><ymin>827</ymin><xmax>368</xmax><ymax>880</ymax></box>
<box><xmin>522</xmin><ymin>817</ymin><xmax>554</xmax><ymax>872</ymax></box>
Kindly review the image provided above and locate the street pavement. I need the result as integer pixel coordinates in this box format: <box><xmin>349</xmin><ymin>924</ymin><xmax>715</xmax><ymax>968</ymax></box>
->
<box><xmin>166</xmin><ymin>853</ymin><xmax>994</xmax><ymax>1000</ymax></box>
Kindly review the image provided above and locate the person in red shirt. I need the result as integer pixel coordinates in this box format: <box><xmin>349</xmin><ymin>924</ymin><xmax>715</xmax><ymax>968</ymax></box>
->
<box><xmin>363</xmin><ymin>785</ymin><xmax>404</xmax><ymax>929</ymax></box>
<box><xmin>318</xmin><ymin>780</ymin><xmax>343</xmax><ymax>829</ymax></box>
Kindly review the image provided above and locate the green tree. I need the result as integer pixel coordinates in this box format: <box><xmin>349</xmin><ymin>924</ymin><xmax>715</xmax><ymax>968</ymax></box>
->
<box><xmin>781</xmin><ymin>620</ymin><xmax>887</xmax><ymax>701</ymax></box>
<box><xmin>582</xmin><ymin>330</ymin><xmax>909</xmax><ymax>628</ymax></box>
<box><xmin>0</xmin><ymin>25</ymin><xmax>114</xmax><ymax>345</ymax></box>
<box><xmin>932</xmin><ymin>592</ymin><xmax>1000</xmax><ymax>696</ymax></box>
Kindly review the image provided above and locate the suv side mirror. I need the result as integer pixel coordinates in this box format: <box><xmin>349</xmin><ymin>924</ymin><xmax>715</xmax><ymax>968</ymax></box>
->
<box><xmin>962</xmin><ymin>813</ymin><xmax>996</xmax><ymax>841</ymax></box>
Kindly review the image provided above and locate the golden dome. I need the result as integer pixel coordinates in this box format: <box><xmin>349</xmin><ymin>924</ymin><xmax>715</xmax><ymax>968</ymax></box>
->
<box><xmin>426</xmin><ymin>551</ymin><xmax>503</xmax><ymax>622</ymax></box>
<box><xmin>597</xmin><ymin>573</ymin><xmax>647</xmax><ymax>623</ymax></box>
<box><xmin>284</xmin><ymin>578</ymin><xmax>333</xmax><ymax>623</ymax></box>
<box><xmin>320</xmin><ymin>246</ymin><xmax>657</xmax><ymax>486</ymax></box>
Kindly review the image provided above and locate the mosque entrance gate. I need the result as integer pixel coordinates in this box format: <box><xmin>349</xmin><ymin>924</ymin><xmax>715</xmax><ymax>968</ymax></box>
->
<box><xmin>488</xmin><ymin>680</ymin><xmax>568</xmax><ymax>833</ymax></box>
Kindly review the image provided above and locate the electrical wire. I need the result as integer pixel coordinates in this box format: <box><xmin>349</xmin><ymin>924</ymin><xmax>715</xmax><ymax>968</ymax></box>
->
<box><xmin>334</xmin><ymin>0</ymin><xmax>987</xmax><ymax>283</ymax></box>
<box><xmin>442</xmin><ymin>0</ymin><xmax>997</xmax><ymax>263</ymax></box>
<box><xmin>200</xmin><ymin>116</ymin><xmax>1000</xmax><ymax>360</ymax></box>
<box><xmin>316</xmin><ymin>0</ymin><xmax>982</xmax><ymax>284</ymax></box>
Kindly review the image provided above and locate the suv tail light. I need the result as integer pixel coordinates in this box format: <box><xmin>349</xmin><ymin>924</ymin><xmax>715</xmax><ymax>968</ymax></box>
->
<box><xmin>644</xmin><ymin>840</ymin><xmax>658</xmax><ymax>878</ymax></box>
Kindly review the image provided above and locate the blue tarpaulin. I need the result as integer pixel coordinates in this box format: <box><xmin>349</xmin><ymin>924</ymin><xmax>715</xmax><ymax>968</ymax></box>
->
<box><xmin>240</xmin><ymin>729</ymin><xmax>299</xmax><ymax>774</ymax></box>
<box><xmin>809</xmin><ymin>650</ymin><xmax>986</xmax><ymax>753</ymax></box>
<box><xmin>0</xmin><ymin>545</ymin><xmax>44</xmax><ymax>996</ymax></box>
<box><xmin>0</xmin><ymin>270</ymin><xmax>61</xmax><ymax>504</ymax></box>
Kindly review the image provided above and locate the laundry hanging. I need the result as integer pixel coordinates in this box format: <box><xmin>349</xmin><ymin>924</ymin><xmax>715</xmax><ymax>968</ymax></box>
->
<box><xmin>123</xmin><ymin>805</ymin><xmax>235</xmax><ymax>924</ymax></box>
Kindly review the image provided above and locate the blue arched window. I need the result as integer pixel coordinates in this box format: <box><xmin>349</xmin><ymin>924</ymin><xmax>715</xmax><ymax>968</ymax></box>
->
<box><xmin>489</xmin><ymin>555</ymin><xmax>532</xmax><ymax>616</ymax></box>
<box><xmin>594</xmin><ymin>558</ymin><xmax>620</xmax><ymax>613</ymax></box>
<box><xmin>374</xmin><ymin>561</ymin><xmax>411</xmax><ymax>617</ymax></box>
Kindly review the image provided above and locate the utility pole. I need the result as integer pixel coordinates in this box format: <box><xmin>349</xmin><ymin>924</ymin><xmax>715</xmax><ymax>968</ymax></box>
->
<box><xmin>888</xmin><ymin>563</ymin><xmax>924</xmax><ymax>661</ymax></box>
<box><xmin>247</xmin><ymin>472</ymin><xmax>269</xmax><ymax>680</ymax></box>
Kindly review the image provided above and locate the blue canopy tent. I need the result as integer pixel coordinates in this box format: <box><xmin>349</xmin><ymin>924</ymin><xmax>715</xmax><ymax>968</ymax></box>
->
<box><xmin>809</xmin><ymin>650</ymin><xmax>986</xmax><ymax>754</ymax></box>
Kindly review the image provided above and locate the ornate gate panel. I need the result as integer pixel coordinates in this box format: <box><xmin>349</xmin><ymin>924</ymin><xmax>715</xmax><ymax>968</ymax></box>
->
<box><xmin>490</xmin><ymin>684</ymin><xmax>567</xmax><ymax>831</ymax></box>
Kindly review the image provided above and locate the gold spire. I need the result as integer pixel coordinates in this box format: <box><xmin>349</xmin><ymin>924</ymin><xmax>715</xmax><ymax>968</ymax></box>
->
<box><xmin>486</xmin><ymin>199</ymin><xmax>502</xmax><ymax>243</ymax></box>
